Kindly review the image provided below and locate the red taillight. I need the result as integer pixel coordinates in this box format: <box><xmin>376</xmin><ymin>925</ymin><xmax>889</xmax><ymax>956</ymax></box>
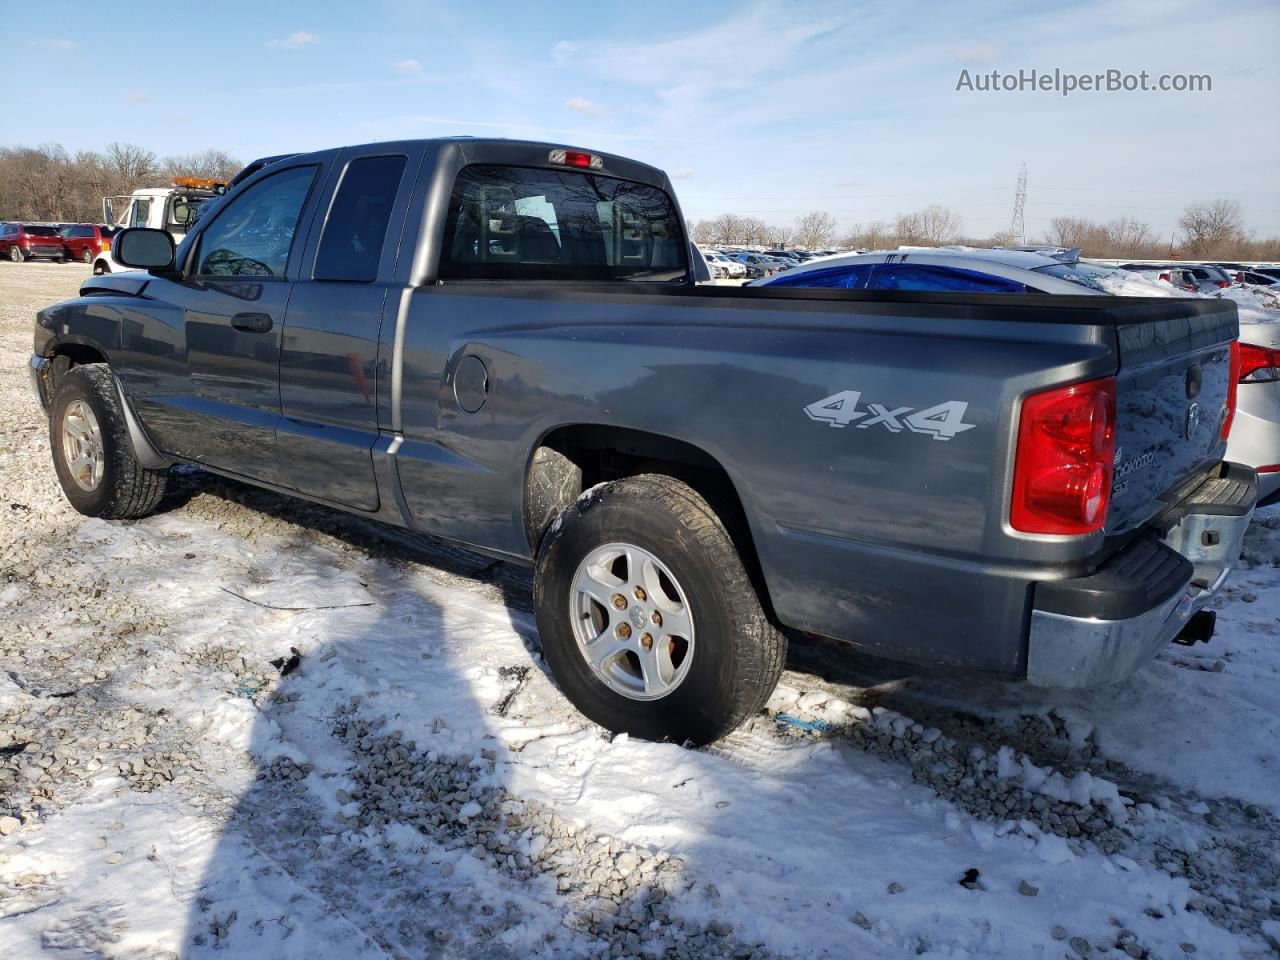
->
<box><xmin>1158</xmin><ymin>273</ymin><xmax>1171</xmax><ymax>282</ymax></box>
<box><xmin>1238</xmin><ymin>342</ymin><xmax>1280</xmax><ymax>383</ymax></box>
<box><xmin>548</xmin><ymin>148</ymin><xmax>602</xmax><ymax>169</ymax></box>
<box><xmin>1223</xmin><ymin>341</ymin><xmax>1241</xmax><ymax>439</ymax></box>
<box><xmin>1011</xmin><ymin>377</ymin><xmax>1117</xmax><ymax>536</ymax></box>
<box><xmin>1215</xmin><ymin>280</ymin><xmax>1231</xmax><ymax>288</ymax></box>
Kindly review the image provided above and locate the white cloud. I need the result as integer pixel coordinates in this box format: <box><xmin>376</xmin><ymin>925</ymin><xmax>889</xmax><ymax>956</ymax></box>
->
<box><xmin>393</xmin><ymin>59</ymin><xmax>423</xmax><ymax>76</ymax></box>
<box><xmin>266</xmin><ymin>31</ymin><xmax>317</xmax><ymax>49</ymax></box>
<box><xmin>564</xmin><ymin>96</ymin><xmax>604</xmax><ymax>116</ymax></box>
<box><xmin>669</xmin><ymin>169</ymin><xmax>694</xmax><ymax>179</ymax></box>
<box><xmin>28</xmin><ymin>38</ymin><xmax>76</xmax><ymax>51</ymax></box>
<box><xmin>126</xmin><ymin>90</ymin><xmax>150</xmax><ymax>104</ymax></box>
<box><xmin>551</xmin><ymin>41</ymin><xmax>579</xmax><ymax>65</ymax></box>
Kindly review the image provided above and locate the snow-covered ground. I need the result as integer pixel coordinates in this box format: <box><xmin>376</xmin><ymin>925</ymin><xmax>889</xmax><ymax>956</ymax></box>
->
<box><xmin>2</xmin><ymin>262</ymin><xmax>1278</xmax><ymax>960</ymax></box>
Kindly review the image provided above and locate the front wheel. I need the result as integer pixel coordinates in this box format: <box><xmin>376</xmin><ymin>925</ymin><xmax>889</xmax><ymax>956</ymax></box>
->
<box><xmin>534</xmin><ymin>474</ymin><xmax>785</xmax><ymax>745</ymax></box>
<box><xmin>48</xmin><ymin>363</ymin><xmax>168</xmax><ymax>519</ymax></box>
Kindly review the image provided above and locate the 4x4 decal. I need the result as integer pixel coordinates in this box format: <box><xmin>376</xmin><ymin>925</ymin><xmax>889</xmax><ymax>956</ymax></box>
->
<box><xmin>804</xmin><ymin>390</ymin><xmax>976</xmax><ymax>441</ymax></box>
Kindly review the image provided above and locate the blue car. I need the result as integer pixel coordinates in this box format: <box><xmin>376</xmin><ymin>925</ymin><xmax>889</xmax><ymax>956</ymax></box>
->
<box><xmin>751</xmin><ymin>248</ymin><xmax>1120</xmax><ymax>295</ymax></box>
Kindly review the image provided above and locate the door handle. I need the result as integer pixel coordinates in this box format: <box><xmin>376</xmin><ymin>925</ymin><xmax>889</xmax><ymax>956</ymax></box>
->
<box><xmin>231</xmin><ymin>312</ymin><xmax>273</xmax><ymax>334</ymax></box>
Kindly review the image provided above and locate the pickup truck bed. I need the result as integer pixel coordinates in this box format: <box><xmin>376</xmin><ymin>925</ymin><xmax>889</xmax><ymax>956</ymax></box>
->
<box><xmin>30</xmin><ymin>137</ymin><xmax>1256</xmax><ymax>743</ymax></box>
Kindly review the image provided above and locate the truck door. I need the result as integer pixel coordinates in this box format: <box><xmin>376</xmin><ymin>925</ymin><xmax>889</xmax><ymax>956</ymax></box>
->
<box><xmin>277</xmin><ymin>151</ymin><xmax>416</xmax><ymax>510</ymax></box>
<box><xmin>127</xmin><ymin>164</ymin><xmax>320</xmax><ymax>485</ymax></box>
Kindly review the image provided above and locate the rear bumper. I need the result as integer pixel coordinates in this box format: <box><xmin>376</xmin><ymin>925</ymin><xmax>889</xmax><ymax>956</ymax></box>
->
<box><xmin>23</xmin><ymin>245</ymin><xmax>64</xmax><ymax>258</ymax></box>
<box><xmin>1026</xmin><ymin>462</ymin><xmax>1257</xmax><ymax>687</ymax></box>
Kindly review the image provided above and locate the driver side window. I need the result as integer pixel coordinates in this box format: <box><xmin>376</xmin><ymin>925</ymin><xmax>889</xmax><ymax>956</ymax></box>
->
<box><xmin>194</xmin><ymin>166</ymin><xmax>315</xmax><ymax>278</ymax></box>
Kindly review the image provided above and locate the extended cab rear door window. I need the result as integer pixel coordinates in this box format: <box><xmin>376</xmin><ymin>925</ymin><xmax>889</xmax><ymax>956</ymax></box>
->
<box><xmin>314</xmin><ymin>154</ymin><xmax>407</xmax><ymax>282</ymax></box>
<box><xmin>192</xmin><ymin>165</ymin><xmax>317</xmax><ymax>278</ymax></box>
<box><xmin>439</xmin><ymin>164</ymin><xmax>687</xmax><ymax>281</ymax></box>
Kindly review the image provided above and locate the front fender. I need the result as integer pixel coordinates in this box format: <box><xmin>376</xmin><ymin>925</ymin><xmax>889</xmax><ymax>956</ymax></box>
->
<box><xmin>34</xmin><ymin>294</ymin><xmax>127</xmax><ymax>363</ymax></box>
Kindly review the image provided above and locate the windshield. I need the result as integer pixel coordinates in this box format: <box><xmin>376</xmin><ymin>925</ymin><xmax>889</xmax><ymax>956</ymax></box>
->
<box><xmin>1032</xmin><ymin>261</ymin><xmax>1120</xmax><ymax>293</ymax></box>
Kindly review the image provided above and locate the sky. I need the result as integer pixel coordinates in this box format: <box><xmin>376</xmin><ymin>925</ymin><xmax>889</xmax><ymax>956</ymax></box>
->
<box><xmin>2</xmin><ymin>0</ymin><xmax>1277</xmax><ymax>242</ymax></box>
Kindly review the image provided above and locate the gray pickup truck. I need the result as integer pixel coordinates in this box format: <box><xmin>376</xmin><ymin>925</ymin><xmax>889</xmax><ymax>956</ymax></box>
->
<box><xmin>29</xmin><ymin>138</ymin><xmax>1257</xmax><ymax>744</ymax></box>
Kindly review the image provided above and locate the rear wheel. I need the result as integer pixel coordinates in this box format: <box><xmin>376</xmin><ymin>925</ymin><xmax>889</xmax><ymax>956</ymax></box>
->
<box><xmin>9</xmin><ymin>245</ymin><xmax>23</xmax><ymax>262</ymax></box>
<box><xmin>534</xmin><ymin>474</ymin><xmax>785</xmax><ymax>745</ymax></box>
<box><xmin>81</xmin><ymin>247</ymin><xmax>93</xmax><ymax>263</ymax></box>
<box><xmin>48</xmin><ymin>363</ymin><xmax>168</xmax><ymax>519</ymax></box>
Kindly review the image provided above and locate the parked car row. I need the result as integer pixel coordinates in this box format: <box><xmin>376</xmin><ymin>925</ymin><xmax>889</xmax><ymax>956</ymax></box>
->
<box><xmin>697</xmin><ymin>245</ymin><xmax>844</xmax><ymax>279</ymax></box>
<box><xmin>0</xmin><ymin>221</ymin><xmax>117</xmax><ymax>263</ymax></box>
<box><xmin>754</xmin><ymin>247</ymin><xmax>1280</xmax><ymax>500</ymax></box>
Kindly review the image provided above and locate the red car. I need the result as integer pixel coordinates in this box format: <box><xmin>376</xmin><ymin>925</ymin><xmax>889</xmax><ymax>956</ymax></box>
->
<box><xmin>0</xmin><ymin>223</ymin><xmax>66</xmax><ymax>262</ymax></box>
<box><xmin>57</xmin><ymin>223</ymin><xmax>115</xmax><ymax>263</ymax></box>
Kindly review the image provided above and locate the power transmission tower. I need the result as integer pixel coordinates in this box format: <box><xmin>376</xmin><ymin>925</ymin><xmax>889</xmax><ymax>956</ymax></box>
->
<box><xmin>1010</xmin><ymin>162</ymin><xmax>1027</xmax><ymax>245</ymax></box>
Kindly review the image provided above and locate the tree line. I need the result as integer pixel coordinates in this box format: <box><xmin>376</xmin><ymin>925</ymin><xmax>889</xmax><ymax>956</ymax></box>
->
<box><xmin>0</xmin><ymin>142</ymin><xmax>242</xmax><ymax>224</ymax></box>
<box><xmin>5</xmin><ymin>143</ymin><xmax>1275</xmax><ymax>261</ymax></box>
<box><xmin>691</xmin><ymin>199</ymin><xmax>1279</xmax><ymax>261</ymax></box>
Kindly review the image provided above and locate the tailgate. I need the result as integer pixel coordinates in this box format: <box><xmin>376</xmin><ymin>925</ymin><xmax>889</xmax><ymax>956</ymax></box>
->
<box><xmin>1108</xmin><ymin>299</ymin><xmax>1239</xmax><ymax>534</ymax></box>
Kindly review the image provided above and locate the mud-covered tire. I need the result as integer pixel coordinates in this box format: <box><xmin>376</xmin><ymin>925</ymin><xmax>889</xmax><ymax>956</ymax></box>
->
<box><xmin>534</xmin><ymin>474</ymin><xmax>785</xmax><ymax>745</ymax></box>
<box><xmin>48</xmin><ymin>363</ymin><xmax>168</xmax><ymax>519</ymax></box>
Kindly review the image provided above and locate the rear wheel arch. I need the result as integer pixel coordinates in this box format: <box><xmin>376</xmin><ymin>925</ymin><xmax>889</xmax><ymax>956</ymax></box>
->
<box><xmin>522</xmin><ymin>425</ymin><xmax>771</xmax><ymax>611</ymax></box>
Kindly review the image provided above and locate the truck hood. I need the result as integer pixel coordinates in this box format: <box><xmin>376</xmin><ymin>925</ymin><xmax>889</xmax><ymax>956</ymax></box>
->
<box><xmin>79</xmin><ymin>272</ymin><xmax>150</xmax><ymax>297</ymax></box>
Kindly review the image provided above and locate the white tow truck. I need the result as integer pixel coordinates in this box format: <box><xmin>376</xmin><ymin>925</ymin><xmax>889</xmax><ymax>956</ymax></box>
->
<box><xmin>92</xmin><ymin>177</ymin><xmax>227</xmax><ymax>274</ymax></box>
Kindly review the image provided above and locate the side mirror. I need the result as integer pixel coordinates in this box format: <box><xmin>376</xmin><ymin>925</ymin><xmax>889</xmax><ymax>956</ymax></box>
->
<box><xmin>114</xmin><ymin>227</ymin><xmax>176</xmax><ymax>271</ymax></box>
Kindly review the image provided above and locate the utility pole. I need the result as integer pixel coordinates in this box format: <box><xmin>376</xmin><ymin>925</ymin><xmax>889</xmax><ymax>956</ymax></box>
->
<box><xmin>1010</xmin><ymin>162</ymin><xmax>1027</xmax><ymax>246</ymax></box>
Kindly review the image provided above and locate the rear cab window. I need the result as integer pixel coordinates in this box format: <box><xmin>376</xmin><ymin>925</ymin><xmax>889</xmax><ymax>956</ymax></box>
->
<box><xmin>439</xmin><ymin>165</ymin><xmax>687</xmax><ymax>282</ymax></box>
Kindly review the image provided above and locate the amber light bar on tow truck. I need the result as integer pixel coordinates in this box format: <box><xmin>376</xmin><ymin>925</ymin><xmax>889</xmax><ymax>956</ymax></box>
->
<box><xmin>548</xmin><ymin>148</ymin><xmax>603</xmax><ymax>170</ymax></box>
<box><xmin>172</xmin><ymin>176</ymin><xmax>228</xmax><ymax>192</ymax></box>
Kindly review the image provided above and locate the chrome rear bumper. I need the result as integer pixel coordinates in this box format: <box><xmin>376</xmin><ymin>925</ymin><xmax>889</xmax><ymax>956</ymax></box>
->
<box><xmin>1026</xmin><ymin>464</ymin><xmax>1257</xmax><ymax>687</ymax></box>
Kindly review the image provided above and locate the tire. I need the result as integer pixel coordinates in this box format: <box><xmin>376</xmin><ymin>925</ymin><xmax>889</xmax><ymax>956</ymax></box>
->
<box><xmin>94</xmin><ymin>260</ymin><xmax>109</xmax><ymax>275</ymax></box>
<box><xmin>534</xmin><ymin>474</ymin><xmax>785</xmax><ymax>745</ymax></box>
<box><xmin>9</xmin><ymin>245</ymin><xmax>23</xmax><ymax>262</ymax></box>
<box><xmin>81</xmin><ymin>247</ymin><xmax>93</xmax><ymax>263</ymax></box>
<box><xmin>48</xmin><ymin>363</ymin><xmax>168</xmax><ymax>520</ymax></box>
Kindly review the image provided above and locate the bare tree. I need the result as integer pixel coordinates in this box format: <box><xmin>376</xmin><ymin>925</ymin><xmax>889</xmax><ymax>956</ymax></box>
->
<box><xmin>841</xmin><ymin>220</ymin><xmax>892</xmax><ymax>251</ymax></box>
<box><xmin>162</xmin><ymin>149</ymin><xmax>242</xmax><ymax>181</ymax></box>
<box><xmin>1179</xmin><ymin>199</ymin><xmax>1245</xmax><ymax>258</ymax></box>
<box><xmin>762</xmin><ymin>223</ymin><xmax>793</xmax><ymax>248</ymax></box>
<box><xmin>792</xmin><ymin>210</ymin><xmax>836</xmax><ymax>250</ymax></box>
<box><xmin>0</xmin><ymin>141</ymin><xmax>240</xmax><ymax>223</ymax></box>
<box><xmin>1105</xmin><ymin>217</ymin><xmax>1154</xmax><ymax>254</ymax></box>
<box><xmin>102</xmin><ymin>142</ymin><xmax>158</xmax><ymax>192</ymax></box>
<box><xmin>914</xmin><ymin>205</ymin><xmax>963</xmax><ymax>245</ymax></box>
